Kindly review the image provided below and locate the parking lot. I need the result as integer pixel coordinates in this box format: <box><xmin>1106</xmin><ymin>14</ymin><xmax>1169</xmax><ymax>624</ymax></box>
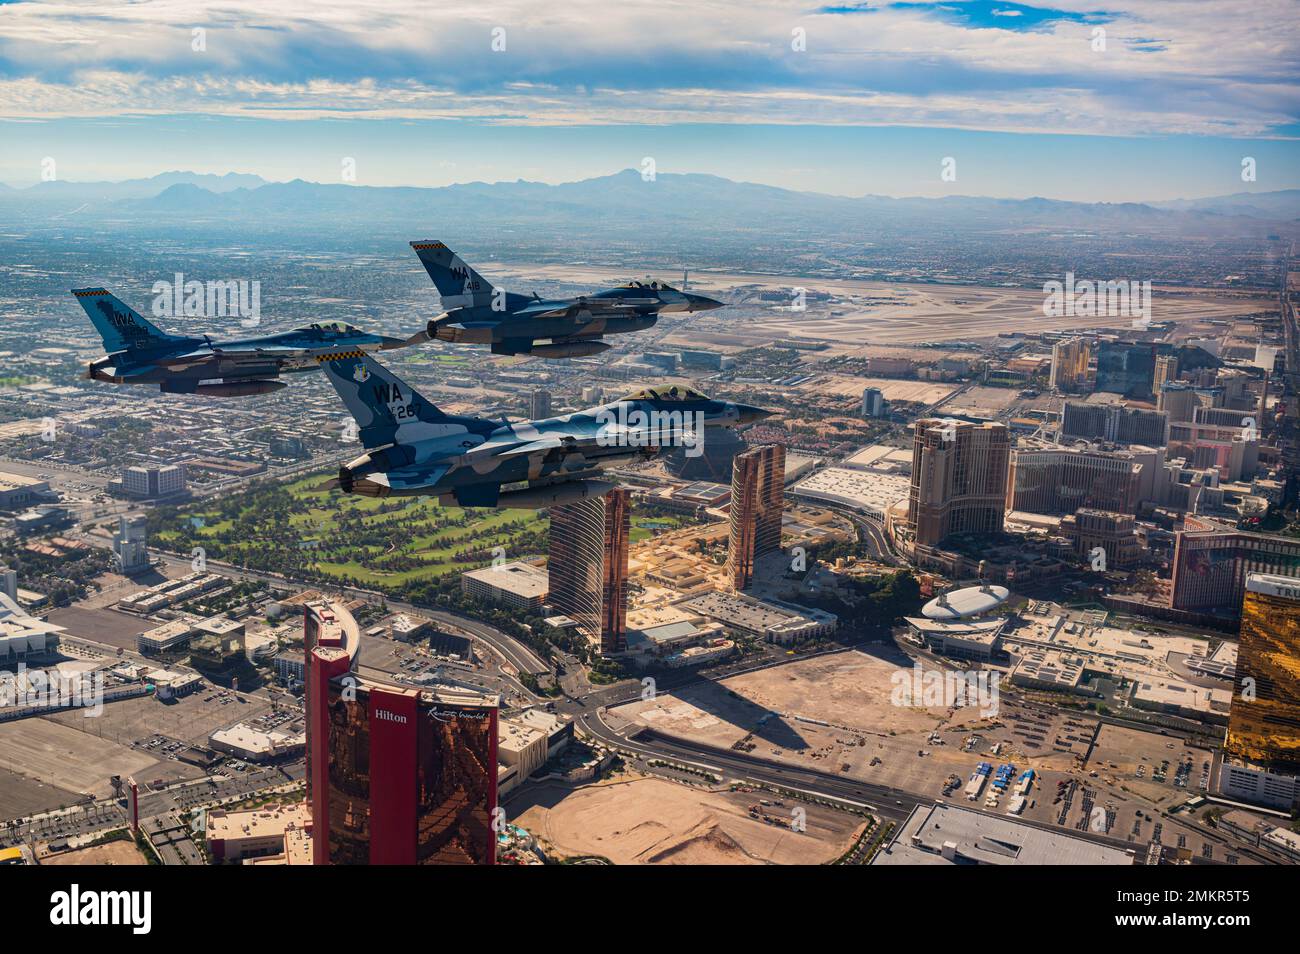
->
<box><xmin>43</xmin><ymin>684</ymin><xmax>274</xmax><ymax>751</ymax></box>
<box><xmin>1088</xmin><ymin>724</ymin><xmax>1215</xmax><ymax>806</ymax></box>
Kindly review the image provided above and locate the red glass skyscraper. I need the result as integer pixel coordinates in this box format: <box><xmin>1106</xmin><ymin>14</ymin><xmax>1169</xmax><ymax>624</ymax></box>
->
<box><xmin>548</xmin><ymin>486</ymin><xmax>631</xmax><ymax>656</ymax></box>
<box><xmin>727</xmin><ymin>444</ymin><xmax>785</xmax><ymax>590</ymax></box>
<box><xmin>303</xmin><ymin>601</ymin><xmax>499</xmax><ymax>865</ymax></box>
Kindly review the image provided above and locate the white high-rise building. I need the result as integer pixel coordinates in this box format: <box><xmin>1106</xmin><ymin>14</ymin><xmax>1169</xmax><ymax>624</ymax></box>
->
<box><xmin>122</xmin><ymin>463</ymin><xmax>186</xmax><ymax>499</ymax></box>
<box><xmin>113</xmin><ymin>515</ymin><xmax>151</xmax><ymax>574</ymax></box>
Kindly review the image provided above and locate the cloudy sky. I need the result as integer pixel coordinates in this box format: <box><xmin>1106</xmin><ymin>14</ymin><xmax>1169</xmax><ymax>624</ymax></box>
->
<box><xmin>0</xmin><ymin>0</ymin><xmax>1296</xmax><ymax>199</ymax></box>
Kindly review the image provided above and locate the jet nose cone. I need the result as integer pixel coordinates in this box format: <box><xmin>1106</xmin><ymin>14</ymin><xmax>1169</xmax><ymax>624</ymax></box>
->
<box><xmin>686</xmin><ymin>293</ymin><xmax>724</xmax><ymax>312</ymax></box>
<box><xmin>735</xmin><ymin>403</ymin><xmax>774</xmax><ymax>425</ymax></box>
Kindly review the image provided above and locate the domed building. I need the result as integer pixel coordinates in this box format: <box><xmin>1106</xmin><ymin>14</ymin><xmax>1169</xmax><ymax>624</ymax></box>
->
<box><xmin>921</xmin><ymin>583</ymin><xmax>1011</xmax><ymax>620</ymax></box>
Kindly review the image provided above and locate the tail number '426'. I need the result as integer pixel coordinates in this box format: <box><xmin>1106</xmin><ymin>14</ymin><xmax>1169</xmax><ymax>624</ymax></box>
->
<box><xmin>372</xmin><ymin>381</ymin><xmax>416</xmax><ymax>420</ymax></box>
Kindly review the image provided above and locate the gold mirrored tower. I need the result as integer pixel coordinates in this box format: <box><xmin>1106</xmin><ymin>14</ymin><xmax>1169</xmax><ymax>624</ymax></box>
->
<box><xmin>1225</xmin><ymin>573</ymin><xmax>1300</xmax><ymax>768</ymax></box>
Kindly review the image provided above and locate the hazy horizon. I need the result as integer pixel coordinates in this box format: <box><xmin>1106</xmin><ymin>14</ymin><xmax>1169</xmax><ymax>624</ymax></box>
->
<box><xmin>4</xmin><ymin>149</ymin><xmax>1298</xmax><ymax>206</ymax></box>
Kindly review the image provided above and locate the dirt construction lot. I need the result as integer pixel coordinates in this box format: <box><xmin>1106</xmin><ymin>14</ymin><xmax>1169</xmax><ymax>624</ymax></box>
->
<box><xmin>617</xmin><ymin>649</ymin><xmax>979</xmax><ymax>748</ymax></box>
<box><xmin>511</xmin><ymin>774</ymin><xmax>865</xmax><ymax>865</ymax></box>
<box><xmin>42</xmin><ymin>840</ymin><xmax>148</xmax><ymax>865</ymax></box>
<box><xmin>610</xmin><ymin>649</ymin><xmax>1012</xmax><ymax>795</ymax></box>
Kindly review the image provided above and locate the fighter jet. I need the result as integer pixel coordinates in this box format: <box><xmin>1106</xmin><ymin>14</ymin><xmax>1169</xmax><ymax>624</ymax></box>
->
<box><xmin>405</xmin><ymin>240</ymin><xmax>724</xmax><ymax>359</ymax></box>
<box><xmin>71</xmin><ymin>287</ymin><xmax>411</xmax><ymax>396</ymax></box>
<box><xmin>320</xmin><ymin>352</ymin><xmax>771</xmax><ymax>507</ymax></box>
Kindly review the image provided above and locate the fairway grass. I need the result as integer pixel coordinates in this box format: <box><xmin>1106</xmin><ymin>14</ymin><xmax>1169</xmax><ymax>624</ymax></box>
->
<box><xmin>155</xmin><ymin>470</ymin><xmax>547</xmax><ymax>588</ymax></box>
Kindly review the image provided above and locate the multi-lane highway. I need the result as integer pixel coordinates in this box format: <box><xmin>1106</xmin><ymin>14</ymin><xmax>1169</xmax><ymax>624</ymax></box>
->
<box><xmin>1278</xmin><ymin>240</ymin><xmax>1299</xmax><ymax>505</ymax></box>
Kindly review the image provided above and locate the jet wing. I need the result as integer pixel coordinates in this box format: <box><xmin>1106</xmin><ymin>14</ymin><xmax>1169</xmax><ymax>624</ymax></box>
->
<box><xmin>379</xmin><ymin>462</ymin><xmax>452</xmax><ymax>493</ymax></box>
<box><xmin>596</xmin><ymin>421</ymin><xmax>701</xmax><ymax>446</ymax></box>
<box><xmin>155</xmin><ymin>352</ymin><xmax>218</xmax><ymax>371</ymax></box>
<box><xmin>463</xmin><ymin>434</ymin><xmax>568</xmax><ymax>460</ymax></box>
<box><xmin>513</xmin><ymin>300</ymin><xmax>627</xmax><ymax>320</ymax></box>
<box><xmin>112</xmin><ymin>364</ymin><xmax>164</xmax><ymax>379</ymax></box>
<box><xmin>492</xmin><ymin>437</ymin><xmax>568</xmax><ymax>459</ymax></box>
<box><xmin>251</xmin><ymin>345</ymin><xmax>315</xmax><ymax>354</ymax></box>
<box><xmin>167</xmin><ymin>344</ymin><xmax>307</xmax><ymax>362</ymax></box>
<box><xmin>224</xmin><ymin>345</ymin><xmax>313</xmax><ymax>358</ymax></box>
<box><xmin>480</xmin><ymin>423</ymin><xmax>694</xmax><ymax>461</ymax></box>
<box><xmin>440</xmin><ymin>320</ymin><xmax>502</xmax><ymax>332</ymax></box>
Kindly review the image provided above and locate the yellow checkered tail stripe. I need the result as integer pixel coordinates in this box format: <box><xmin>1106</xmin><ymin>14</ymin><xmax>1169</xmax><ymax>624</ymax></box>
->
<box><xmin>315</xmin><ymin>349</ymin><xmax>369</xmax><ymax>363</ymax></box>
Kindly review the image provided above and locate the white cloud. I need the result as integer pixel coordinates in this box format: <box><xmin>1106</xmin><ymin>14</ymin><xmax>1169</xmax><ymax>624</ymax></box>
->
<box><xmin>0</xmin><ymin>0</ymin><xmax>1292</xmax><ymax>137</ymax></box>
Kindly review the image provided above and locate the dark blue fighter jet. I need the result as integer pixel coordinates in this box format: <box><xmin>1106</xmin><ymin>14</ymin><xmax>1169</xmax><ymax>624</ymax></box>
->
<box><xmin>319</xmin><ymin>352</ymin><xmax>771</xmax><ymax>507</ymax></box>
<box><xmin>72</xmin><ymin>287</ymin><xmax>410</xmax><ymax>397</ymax></box>
<box><xmin>405</xmin><ymin>240</ymin><xmax>724</xmax><ymax>358</ymax></box>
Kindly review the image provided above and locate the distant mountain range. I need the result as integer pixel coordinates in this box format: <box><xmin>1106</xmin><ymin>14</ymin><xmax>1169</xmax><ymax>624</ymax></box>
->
<box><xmin>1148</xmin><ymin>190</ymin><xmax>1300</xmax><ymax>219</ymax></box>
<box><xmin>1</xmin><ymin>170</ymin><xmax>1296</xmax><ymax>237</ymax></box>
<box><xmin>5</xmin><ymin>171</ymin><xmax>266</xmax><ymax>202</ymax></box>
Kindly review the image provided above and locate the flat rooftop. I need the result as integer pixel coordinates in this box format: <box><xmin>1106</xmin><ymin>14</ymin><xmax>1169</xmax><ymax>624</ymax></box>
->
<box><xmin>639</xmin><ymin>620</ymin><xmax>704</xmax><ymax>645</ymax></box>
<box><xmin>841</xmin><ymin>444</ymin><xmax>913</xmax><ymax>473</ymax></box>
<box><xmin>209</xmin><ymin>722</ymin><xmax>305</xmax><ymax>757</ymax></box>
<box><xmin>462</xmin><ymin>561</ymin><xmax>548</xmax><ymax>599</ymax></box>
<box><xmin>141</xmin><ymin>619</ymin><xmax>194</xmax><ymax>639</ymax></box>
<box><xmin>873</xmin><ymin>802</ymin><xmax>1135</xmax><ymax>866</ymax></box>
<box><xmin>0</xmin><ymin>472</ymin><xmax>48</xmax><ymax>490</ymax></box>
<box><xmin>195</xmin><ymin>616</ymin><xmax>244</xmax><ymax>636</ymax></box>
<box><xmin>1132</xmin><ymin>678</ymin><xmax>1232</xmax><ymax>716</ymax></box>
<box><xmin>0</xmin><ymin>593</ymin><xmax>64</xmax><ymax>652</ymax></box>
<box><xmin>206</xmin><ymin>802</ymin><xmax>310</xmax><ymax>842</ymax></box>
<box><xmin>685</xmin><ymin>591</ymin><xmax>834</xmax><ymax>632</ymax></box>
<box><xmin>790</xmin><ymin>466</ymin><xmax>911</xmax><ymax>516</ymax></box>
<box><xmin>498</xmin><ymin>718</ymin><xmax>547</xmax><ymax>755</ymax></box>
<box><xmin>673</xmin><ymin>481</ymin><xmax>731</xmax><ymax>504</ymax></box>
<box><xmin>1000</xmin><ymin>600</ymin><xmax>1209</xmax><ymax>685</ymax></box>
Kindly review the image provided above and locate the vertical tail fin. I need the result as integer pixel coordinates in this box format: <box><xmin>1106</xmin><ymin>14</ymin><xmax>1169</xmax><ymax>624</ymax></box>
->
<box><xmin>409</xmin><ymin>240</ymin><xmax>495</xmax><ymax>309</ymax></box>
<box><xmin>71</xmin><ymin>288</ymin><xmax>181</xmax><ymax>354</ymax></box>
<box><xmin>319</xmin><ymin>353</ymin><xmax>467</xmax><ymax>448</ymax></box>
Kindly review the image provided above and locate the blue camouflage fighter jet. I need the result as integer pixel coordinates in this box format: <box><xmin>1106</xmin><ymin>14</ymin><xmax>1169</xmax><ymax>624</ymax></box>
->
<box><xmin>72</xmin><ymin>287</ymin><xmax>410</xmax><ymax>397</ymax></box>
<box><xmin>320</xmin><ymin>352</ymin><xmax>771</xmax><ymax>507</ymax></box>
<box><xmin>405</xmin><ymin>240</ymin><xmax>724</xmax><ymax>358</ymax></box>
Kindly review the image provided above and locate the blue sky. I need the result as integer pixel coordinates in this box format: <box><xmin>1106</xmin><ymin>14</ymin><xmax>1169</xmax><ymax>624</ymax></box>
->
<box><xmin>0</xmin><ymin>0</ymin><xmax>1296</xmax><ymax>200</ymax></box>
